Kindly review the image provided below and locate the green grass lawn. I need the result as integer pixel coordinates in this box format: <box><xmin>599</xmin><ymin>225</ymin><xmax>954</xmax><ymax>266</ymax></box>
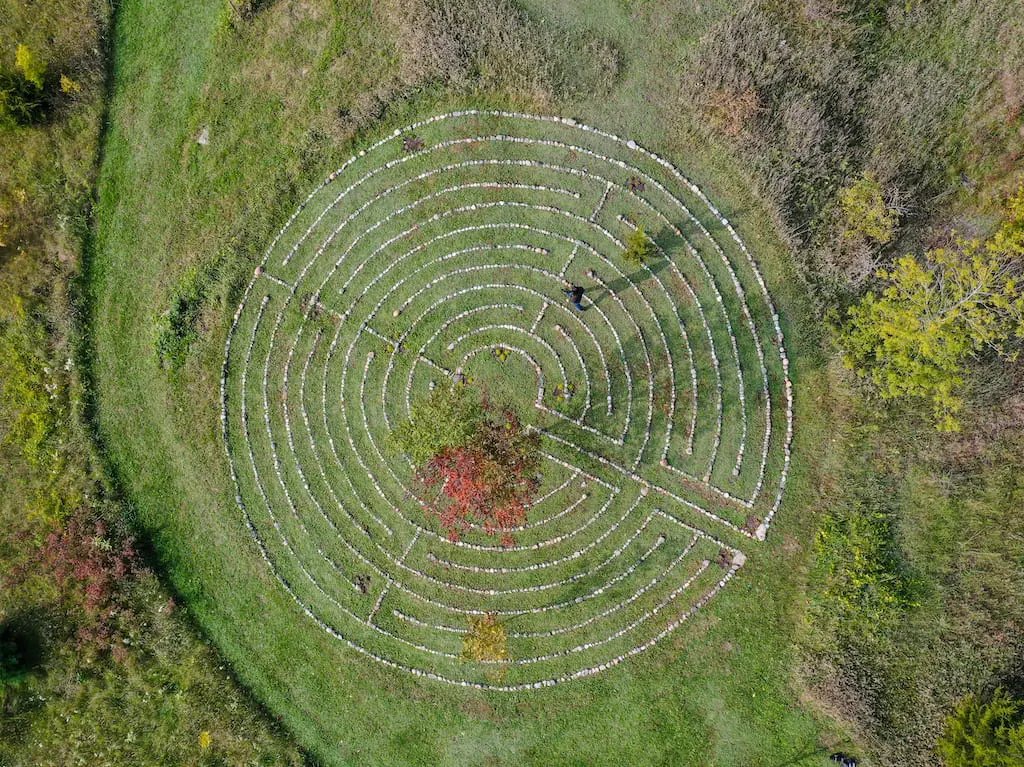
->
<box><xmin>87</xmin><ymin>0</ymin><xmax>853</xmax><ymax>763</ymax></box>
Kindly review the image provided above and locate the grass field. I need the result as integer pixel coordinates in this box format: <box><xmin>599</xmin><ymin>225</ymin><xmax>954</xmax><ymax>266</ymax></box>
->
<box><xmin>87</xmin><ymin>0</ymin><xmax>853</xmax><ymax>763</ymax></box>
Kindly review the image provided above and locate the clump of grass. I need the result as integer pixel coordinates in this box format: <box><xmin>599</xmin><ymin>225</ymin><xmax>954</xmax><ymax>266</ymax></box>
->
<box><xmin>802</xmin><ymin>381</ymin><xmax>1024</xmax><ymax>766</ymax></box>
<box><xmin>552</xmin><ymin>382</ymin><xmax>575</xmax><ymax>401</ymax></box>
<box><xmin>810</xmin><ymin>502</ymin><xmax>918</xmax><ymax>645</ymax></box>
<box><xmin>155</xmin><ymin>252</ymin><xmax>229</xmax><ymax>368</ymax></box>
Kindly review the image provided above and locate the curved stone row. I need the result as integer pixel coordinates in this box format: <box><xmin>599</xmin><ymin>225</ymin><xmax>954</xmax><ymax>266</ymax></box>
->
<box><xmin>221</xmin><ymin>110</ymin><xmax>794</xmax><ymax>689</ymax></box>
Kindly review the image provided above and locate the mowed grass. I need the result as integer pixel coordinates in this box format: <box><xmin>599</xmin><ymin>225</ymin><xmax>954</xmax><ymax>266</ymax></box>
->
<box><xmin>222</xmin><ymin>109</ymin><xmax>790</xmax><ymax>687</ymax></box>
<box><xmin>88</xmin><ymin>0</ymin><xmax>852</xmax><ymax>764</ymax></box>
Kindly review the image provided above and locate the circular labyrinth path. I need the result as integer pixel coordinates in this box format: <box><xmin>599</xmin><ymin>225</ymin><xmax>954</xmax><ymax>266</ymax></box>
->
<box><xmin>221</xmin><ymin>110</ymin><xmax>794</xmax><ymax>690</ymax></box>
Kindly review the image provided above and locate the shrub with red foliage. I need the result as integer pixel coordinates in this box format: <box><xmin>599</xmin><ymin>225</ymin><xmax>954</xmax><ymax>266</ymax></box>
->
<box><xmin>37</xmin><ymin>510</ymin><xmax>143</xmax><ymax>656</ymax></box>
<box><xmin>418</xmin><ymin>402</ymin><xmax>540</xmax><ymax>546</ymax></box>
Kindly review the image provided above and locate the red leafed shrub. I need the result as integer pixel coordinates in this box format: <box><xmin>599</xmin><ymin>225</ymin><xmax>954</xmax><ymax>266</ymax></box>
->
<box><xmin>418</xmin><ymin>400</ymin><xmax>540</xmax><ymax>545</ymax></box>
<box><xmin>38</xmin><ymin>510</ymin><xmax>143</xmax><ymax>655</ymax></box>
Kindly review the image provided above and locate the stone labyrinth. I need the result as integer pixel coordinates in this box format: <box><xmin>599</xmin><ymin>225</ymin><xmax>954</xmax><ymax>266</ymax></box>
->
<box><xmin>221</xmin><ymin>110</ymin><xmax>794</xmax><ymax>690</ymax></box>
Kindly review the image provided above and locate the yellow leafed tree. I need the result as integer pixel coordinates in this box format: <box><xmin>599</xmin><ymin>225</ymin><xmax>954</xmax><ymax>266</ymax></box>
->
<box><xmin>838</xmin><ymin>187</ymin><xmax>1024</xmax><ymax>431</ymax></box>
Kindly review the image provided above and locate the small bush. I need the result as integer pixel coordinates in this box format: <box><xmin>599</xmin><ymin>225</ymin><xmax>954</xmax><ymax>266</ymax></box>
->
<box><xmin>14</xmin><ymin>44</ymin><xmax>45</xmax><ymax>89</ymax></box>
<box><xmin>622</xmin><ymin>225</ymin><xmax>654</xmax><ymax>267</ymax></box>
<box><xmin>938</xmin><ymin>688</ymin><xmax>1024</xmax><ymax>767</ymax></box>
<box><xmin>395</xmin><ymin>387</ymin><xmax>540</xmax><ymax>543</ymax></box>
<box><xmin>812</xmin><ymin>171</ymin><xmax>904</xmax><ymax>292</ymax></box>
<box><xmin>0</xmin><ymin>69</ymin><xmax>45</xmax><ymax>127</ymax></box>
<box><xmin>37</xmin><ymin>510</ymin><xmax>142</xmax><ymax>656</ymax></box>
<box><xmin>702</xmin><ymin>88</ymin><xmax>760</xmax><ymax>138</ymax></box>
<box><xmin>59</xmin><ymin>74</ymin><xmax>80</xmax><ymax>95</ymax></box>
<box><xmin>225</xmin><ymin>0</ymin><xmax>275</xmax><ymax>23</ymax></box>
<box><xmin>862</xmin><ymin>58</ymin><xmax>963</xmax><ymax>203</ymax></box>
<box><xmin>838</xmin><ymin>173</ymin><xmax>900</xmax><ymax>246</ymax></box>
<box><xmin>461</xmin><ymin>613</ymin><xmax>509</xmax><ymax>681</ymax></box>
<box><xmin>391</xmin><ymin>384</ymin><xmax>483</xmax><ymax>466</ymax></box>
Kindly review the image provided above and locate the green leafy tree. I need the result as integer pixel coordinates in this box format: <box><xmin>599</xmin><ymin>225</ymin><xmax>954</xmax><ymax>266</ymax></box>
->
<box><xmin>391</xmin><ymin>384</ymin><xmax>482</xmax><ymax>465</ymax></box>
<box><xmin>623</xmin><ymin>225</ymin><xmax>654</xmax><ymax>267</ymax></box>
<box><xmin>938</xmin><ymin>688</ymin><xmax>1024</xmax><ymax>767</ymax></box>
<box><xmin>838</xmin><ymin>172</ymin><xmax>899</xmax><ymax>245</ymax></box>
<box><xmin>838</xmin><ymin>188</ymin><xmax>1024</xmax><ymax>431</ymax></box>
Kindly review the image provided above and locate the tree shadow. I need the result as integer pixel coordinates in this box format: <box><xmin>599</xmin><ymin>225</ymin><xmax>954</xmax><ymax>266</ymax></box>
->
<box><xmin>590</xmin><ymin>250</ymin><xmax>672</xmax><ymax>305</ymax></box>
<box><xmin>0</xmin><ymin>608</ymin><xmax>49</xmax><ymax>740</ymax></box>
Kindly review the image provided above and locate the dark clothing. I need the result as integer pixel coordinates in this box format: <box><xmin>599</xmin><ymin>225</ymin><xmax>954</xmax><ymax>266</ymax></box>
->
<box><xmin>563</xmin><ymin>288</ymin><xmax>585</xmax><ymax>311</ymax></box>
<box><xmin>830</xmin><ymin>755</ymin><xmax>858</xmax><ymax>767</ymax></box>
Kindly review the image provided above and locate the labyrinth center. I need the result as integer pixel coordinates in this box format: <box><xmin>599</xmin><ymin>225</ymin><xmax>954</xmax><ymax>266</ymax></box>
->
<box><xmin>221</xmin><ymin>110</ymin><xmax>794</xmax><ymax>690</ymax></box>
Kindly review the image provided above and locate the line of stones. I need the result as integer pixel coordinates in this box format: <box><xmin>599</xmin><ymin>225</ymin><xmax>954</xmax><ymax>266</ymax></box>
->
<box><xmin>274</xmin><ymin>147</ymin><xmax>753</xmax><ymax>499</ymax></box>
<box><xmin>223</xmin><ymin>289</ymin><xmax>743</xmax><ymax>688</ymax></box>
<box><xmin>327</xmin><ymin>150</ymin><xmax>783</xmax><ymax>519</ymax></box>
<box><xmin>258</xmin><ymin>109</ymin><xmax>790</xmax><ymax>519</ymax></box>
<box><xmin>222</xmin><ymin>110</ymin><xmax>782</xmax><ymax>684</ymax></box>
<box><xmin>275</xmin><ymin>152</ymin><xmax>749</xmax><ymax>498</ymax></box>
<box><xmin>243</xmin><ymin>301</ymin><xmax>726</xmax><ymax>674</ymax></box>
<box><xmin>314</xmin><ymin>165</ymin><xmax>761</xmax><ymax>500</ymax></box>
<box><xmin>291</xmin><ymin>289</ymin><xmax>748</xmax><ymax>660</ymax></box>
<box><xmin>245</xmin><ymin>290</ymin><xmax>738</xmax><ymax>672</ymax></box>
<box><xmin>248</xmin><ymin>153</ymin><xmax>761</xmax><ymax>598</ymax></box>
<box><xmin>243</xmin><ymin>292</ymin><xmax>704</xmax><ymax>662</ymax></box>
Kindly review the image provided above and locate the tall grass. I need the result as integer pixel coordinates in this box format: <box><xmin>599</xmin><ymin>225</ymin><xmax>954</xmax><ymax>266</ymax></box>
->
<box><xmin>381</xmin><ymin>0</ymin><xmax>620</xmax><ymax>107</ymax></box>
<box><xmin>800</xmin><ymin>368</ymin><xmax>1024</xmax><ymax>765</ymax></box>
<box><xmin>679</xmin><ymin>0</ymin><xmax>1024</xmax><ymax>296</ymax></box>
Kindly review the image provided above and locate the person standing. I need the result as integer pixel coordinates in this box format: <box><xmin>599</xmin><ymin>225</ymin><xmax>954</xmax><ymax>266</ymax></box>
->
<box><xmin>562</xmin><ymin>280</ymin><xmax>586</xmax><ymax>311</ymax></box>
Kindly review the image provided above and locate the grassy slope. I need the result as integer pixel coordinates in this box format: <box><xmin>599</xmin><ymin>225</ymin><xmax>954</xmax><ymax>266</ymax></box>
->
<box><xmin>0</xmin><ymin>2</ymin><xmax>303</xmax><ymax>764</ymax></box>
<box><xmin>90</xmin><ymin>0</ymin><xmax>850</xmax><ymax>764</ymax></box>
